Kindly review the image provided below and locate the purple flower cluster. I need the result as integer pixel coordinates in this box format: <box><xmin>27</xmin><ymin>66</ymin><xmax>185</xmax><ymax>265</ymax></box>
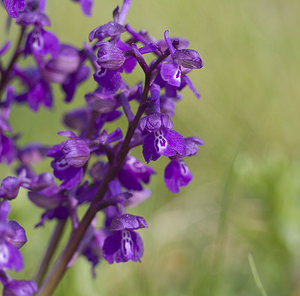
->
<box><xmin>0</xmin><ymin>201</ymin><xmax>37</xmax><ymax>295</ymax></box>
<box><xmin>0</xmin><ymin>0</ymin><xmax>204</xmax><ymax>294</ymax></box>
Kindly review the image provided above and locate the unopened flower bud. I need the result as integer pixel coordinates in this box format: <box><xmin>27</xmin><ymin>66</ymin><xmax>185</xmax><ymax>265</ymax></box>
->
<box><xmin>173</xmin><ymin>49</ymin><xmax>203</xmax><ymax>69</ymax></box>
<box><xmin>62</xmin><ymin>139</ymin><xmax>90</xmax><ymax>167</ymax></box>
<box><xmin>85</xmin><ymin>91</ymin><xmax>117</xmax><ymax>113</ymax></box>
<box><xmin>42</xmin><ymin>45</ymin><xmax>80</xmax><ymax>83</ymax></box>
<box><xmin>96</xmin><ymin>42</ymin><xmax>125</xmax><ymax>70</ymax></box>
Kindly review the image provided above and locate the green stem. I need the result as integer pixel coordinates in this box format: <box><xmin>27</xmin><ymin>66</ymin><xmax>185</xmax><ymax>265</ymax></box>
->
<box><xmin>248</xmin><ymin>253</ymin><xmax>268</xmax><ymax>296</ymax></box>
<box><xmin>34</xmin><ymin>220</ymin><xmax>67</xmax><ymax>287</ymax></box>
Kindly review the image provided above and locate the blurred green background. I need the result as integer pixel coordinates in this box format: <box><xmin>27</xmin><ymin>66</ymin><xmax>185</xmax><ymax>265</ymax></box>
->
<box><xmin>1</xmin><ymin>0</ymin><xmax>300</xmax><ymax>295</ymax></box>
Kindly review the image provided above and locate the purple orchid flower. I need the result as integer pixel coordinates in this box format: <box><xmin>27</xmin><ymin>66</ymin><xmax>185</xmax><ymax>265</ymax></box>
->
<box><xmin>24</xmin><ymin>28</ymin><xmax>60</xmax><ymax>59</ymax></box>
<box><xmin>163</xmin><ymin>137</ymin><xmax>204</xmax><ymax>193</ymax></box>
<box><xmin>159</xmin><ymin>30</ymin><xmax>203</xmax><ymax>99</ymax></box>
<box><xmin>140</xmin><ymin>112</ymin><xmax>186</xmax><ymax>163</ymax></box>
<box><xmin>164</xmin><ymin>159</ymin><xmax>193</xmax><ymax>193</ymax></box>
<box><xmin>0</xmin><ymin>201</ymin><xmax>27</xmax><ymax>272</ymax></box>
<box><xmin>14</xmin><ymin>67</ymin><xmax>53</xmax><ymax>112</ymax></box>
<box><xmin>103</xmin><ymin>213</ymin><xmax>147</xmax><ymax>264</ymax></box>
<box><xmin>118</xmin><ymin>155</ymin><xmax>155</xmax><ymax>191</ymax></box>
<box><xmin>47</xmin><ymin>131</ymin><xmax>90</xmax><ymax>190</ymax></box>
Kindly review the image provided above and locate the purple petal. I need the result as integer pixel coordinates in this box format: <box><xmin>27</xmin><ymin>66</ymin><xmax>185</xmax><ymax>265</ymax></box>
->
<box><xmin>164</xmin><ymin>159</ymin><xmax>193</xmax><ymax>193</ymax></box>
<box><xmin>62</xmin><ymin>65</ymin><xmax>90</xmax><ymax>102</ymax></box>
<box><xmin>0</xmin><ymin>201</ymin><xmax>10</xmax><ymax>222</ymax></box>
<box><xmin>96</xmin><ymin>41</ymin><xmax>125</xmax><ymax>70</ymax></box>
<box><xmin>6</xmin><ymin>221</ymin><xmax>27</xmax><ymax>249</ymax></box>
<box><xmin>0</xmin><ymin>175</ymin><xmax>24</xmax><ymax>200</ymax></box>
<box><xmin>3</xmin><ymin>279</ymin><xmax>37</xmax><ymax>296</ymax></box>
<box><xmin>103</xmin><ymin>230</ymin><xmax>144</xmax><ymax>264</ymax></box>
<box><xmin>0</xmin><ymin>41</ymin><xmax>11</xmax><ymax>56</ymax></box>
<box><xmin>89</xmin><ymin>21</ymin><xmax>126</xmax><ymax>42</ymax></box>
<box><xmin>3</xmin><ymin>0</ymin><xmax>25</xmax><ymax>18</ymax></box>
<box><xmin>163</xmin><ymin>129</ymin><xmax>186</xmax><ymax>157</ymax></box>
<box><xmin>85</xmin><ymin>90</ymin><xmax>117</xmax><ymax>113</ymax></box>
<box><xmin>62</xmin><ymin>139</ymin><xmax>90</xmax><ymax>167</ymax></box>
<box><xmin>18</xmin><ymin>143</ymin><xmax>49</xmax><ymax>165</ymax></box>
<box><xmin>63</xmin><ymin>108</ymin><xmax>89</xmax><ymax>132</ymax></box>
<box><xmin>28</xmin><ymin>188</ymin><xmax>63</xmax><ymax>210</ymax></box>
<box><xmin>142</xmin><ymin>132</ymin><xmax>160</xmax><ymax>163</ymax></box>
<box><xmin>164</xmin><ymin>30</ymin><xmax>175</xmax><ymax>56</ymax></box>
<box><xmin>161</xmin><ymin>62</ymin><xmax>181</xmax><ymax>87</ymax></box>
<box><xmin>27</xmin><ymin>80</ymin><xmax>53</xmax><ymax>112</ymax></box>
<box><xmin>93</xmin><ymin>69</ymin><xmax>122</xmax><ymax>93</ymax></box>
<box><xmin>143</xmin><ymin>128</ymin><xmax>185</xmax><ymax>162</ymax></box>
<box><xmin>184</xmin><ymin>137</ymin><xmax>204</xmax><ymax>156</ymax></box>
<box><xmin>118</xmin><ymin>0</ymin><xmax>132</xmax><ymax>25</ymax></box>
<box><xmin>60</xmin><ymin>167</ymin><xmax>83</xmax><ymax>190</ymax></box>
<box><xmin>0</xmin><ymin>242</ymin><xmax>23</xmax><ymax>272</ymax></box>
<box><xmin>80</xmin><ymin>0</ymin><xmax>93</xmax><ymax>16</ymax></box>
<box><xmin>124</xmin><ymin>189</ymin><xmax>152</xmax><ymax>208</ymax></box>
<box><xmin>118</xmin><ymin>156</ymin><xmax>155</xmax><ymax>191</ymax></box>
<box><xmin>110</xmin><ymin>214</ymin><xmax>148</xmax><ymax>231</ymax></box>
<box><xmin>140</xmin><ymin>112</ymin><xmax>173</xmax><ymax>133</ymax></box>
<box><xmin>0</xmin><ymin>134</ymin><xmax>17</xmax><ymax>165</ymax></box>
<box><xmin>25</xmin><ymin>29</ymin><xmax>60</xmax><ymax>59</ymax></box>
<box><xmin>173</xmin><ymin>49</ymin><xmax>203</xmax><ymax>69</ymax></box>
<box><xmin>182</xmin><ymin>75</ymin><xmax>200</xmax><ymax>99</ymax></box>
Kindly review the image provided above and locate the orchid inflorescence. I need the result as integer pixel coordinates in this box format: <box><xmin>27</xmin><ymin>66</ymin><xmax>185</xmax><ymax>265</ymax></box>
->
<box><xmin>0</xmin><ymin>0</ymin><xmax>204</xmax><ymax>295</ymax></box>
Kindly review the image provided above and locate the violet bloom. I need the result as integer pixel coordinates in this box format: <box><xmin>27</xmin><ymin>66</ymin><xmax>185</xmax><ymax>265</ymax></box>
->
<box><xmin>0</xmin><ymin>88</ymin><xmax>17</xmax><ymax>164</ymax></box>
<box><xmin>48</xmin><ymin>131</ymin><xmax>90</xmax><ymax>190</ymax></box>
<box><xmin>2</xmin><ymin>0</ymin><xmax>25</xmax><ymax>18</ymax></box>
<box><xmin>103</xmin><ymin>214</ymin><xmax>147</xmax><ymax>264</ymax></box>
<box><xmin>118</xmin><ymin>155</ymin><xmax>155</xmax><ymax>191</ymax></box>
<box><xmin>28</xmin><ymin>184</ymin><xmax>69</xmax><ymax>227</ymax></box>
<box><xmin>0</xmin><ymin>134</ymin><xmax>17</xmax><ymax>165</ymax></box>
<box><xmin>164</xmin><ymin>137</ymin><xmax>204</xmax><ymax>193</ymax></box>
<box><xmin>18</xmin><ymin>143</ymin><xmax>49</xmax><ymax>166</ymax></box>
<box><xmin>62</xmin><ymin>65</ymin><xmax>90</xmax><ymax>102</ymax></box>
<box><xmin>0</xmin><ymin>201</ymin><xmax>26</xmax><ymax>272</ymax></box>
<box><xmin>41</xmin><ymin>44</ymin><xmax>81</xmax><ymax>84</ymax></box>
<box><xmin>85</xmin><ymin>87</ymin><xmax>118</xmax><ymax>113</ymax></box>
<box><xmin>40</xmin><ymin>44</ymin><xmax>90</xmax><ymax>102</ymax></box>
<box><xmin>14</xmin><ymin>67</ymin><xmax>53</xmax><ymax>112</ymax></box>
<box><xmin>0</xmin><ymin>170</ymin><xmax>26</xmax><ymax>200</ymax></box>
<box><xmin>24</xmin><ymin>28</ymin><xmax>60</xmax><ymax>59</ymax></box>
<box><xmin>164</xmin><ymin>159</ymin><xmax>193</xmax><ymax>193</ymax></box>
<box><xmin>140</xmin><ymin>112</ymin><xmax>186</xmax><ymax>163</ymax></box>
<box><xmin>159</xmin><ymin>30</ymin><xmax>203</xmax><ymax>98</ymax></box>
